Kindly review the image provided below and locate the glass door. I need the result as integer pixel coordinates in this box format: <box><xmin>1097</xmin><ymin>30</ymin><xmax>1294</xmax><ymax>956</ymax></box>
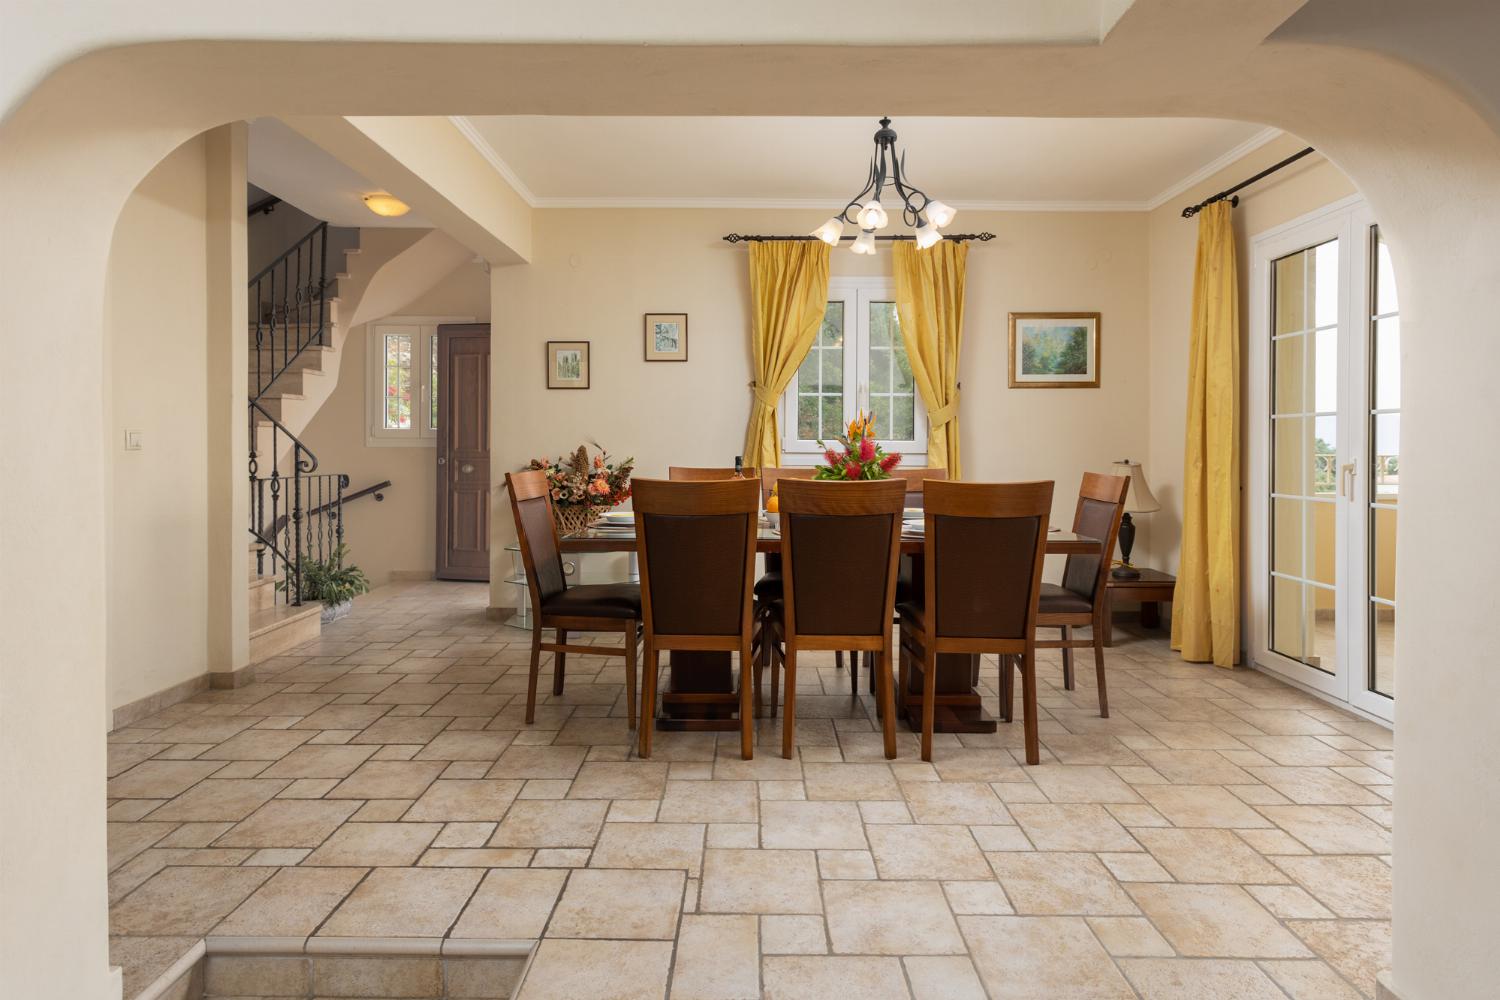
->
<box><xmin>1249</xmin><ymin>201</ymin><xmax>1396</xmax><ymax>723</ymax></box>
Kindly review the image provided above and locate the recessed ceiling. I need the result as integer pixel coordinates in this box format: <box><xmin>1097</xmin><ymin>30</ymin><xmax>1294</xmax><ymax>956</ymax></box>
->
<box><xmin>248</xmin><ymin>118</ymin><xmax>433</xmax><ymax>228</ymax></box>
<box><xmin>457</xmin><ymin>116</ymin><xmax>1275</xmax><ymax>210</ymax></box>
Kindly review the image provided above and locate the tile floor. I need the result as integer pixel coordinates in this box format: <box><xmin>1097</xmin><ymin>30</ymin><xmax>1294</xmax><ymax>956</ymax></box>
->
<box><xmin>106</xmin><ymin>581</ymin><xmax>1394</xmax><ymax>999</ymax></box>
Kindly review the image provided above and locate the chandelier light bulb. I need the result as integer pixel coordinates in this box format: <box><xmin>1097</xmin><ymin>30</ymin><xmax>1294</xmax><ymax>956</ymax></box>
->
<box><xmin>925</xmin><ymin>200</ymin><xmax>956</xmax><ymax>227</ymax></box>
<box><xmin>809</xmin><ymin>217</ymin><xmax>845</xmax><ymax>246</ymax></box>
<box><xmin>851</xmin><ymin>229</ymin><xmax>878</xmax><ymax>255</ymax></box>
<box><xmin>857</xmin><ymin>198</ymin><xmax>889</xmax><ymax>230</ymax></box>
<box><xmin>914</xmin><ymin>220</ymin><xmax>942</xmax><ymax>249</ymax></box>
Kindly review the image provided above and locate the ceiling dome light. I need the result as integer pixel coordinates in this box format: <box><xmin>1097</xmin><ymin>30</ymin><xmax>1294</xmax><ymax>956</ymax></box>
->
<box><xmin>809</xmin><ymin>217</ymin><xmax>845</xmax><ymax>246</ymax></box>
<box><xmin>856</xmin><ymin>198</ymin><xmax>889</xmax><ymax>230</ymax></box>
<box><xmin>851</xmin><ymin>229</ymin><xmax>878</xmax><ymax>255</ymax></box>
<box><xmin>925</xmin><ymin>201</ymin><xmax>957</xmax><ymax>227</ymax></box>
<box><xmin>914</xmin><ymin>220</ymin><xmax>942</xmax><ymax>249</ymax></box>
<box><xmin>363</xmin><ymin>193</ymin><xmax>410</xmax><ymax>218</ymax></box>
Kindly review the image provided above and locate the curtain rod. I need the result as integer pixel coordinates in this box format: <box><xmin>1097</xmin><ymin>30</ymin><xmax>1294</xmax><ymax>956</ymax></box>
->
<box><xmin>722</xmin><ymin>233</ymin><xmax>995</xmax><ymax>244</ymax></box>
<box><xmin>1182</xmin><ymin>146</ymin><xmax>1316</xmax><ymax>218</ymax></box>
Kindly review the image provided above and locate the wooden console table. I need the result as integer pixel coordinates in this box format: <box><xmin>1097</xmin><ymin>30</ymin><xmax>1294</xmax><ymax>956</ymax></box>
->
<box><xmin>1103</xmin><ymin>568</ymin><xmax>1176</xmax><ymax>647</ymax></box>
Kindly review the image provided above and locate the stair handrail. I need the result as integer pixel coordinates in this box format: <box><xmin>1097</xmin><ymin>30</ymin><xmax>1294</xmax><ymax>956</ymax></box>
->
<box><xmin>251</xmin><ymin>220</ymin><xmax>330</xmax><ymax>403</ymax></box>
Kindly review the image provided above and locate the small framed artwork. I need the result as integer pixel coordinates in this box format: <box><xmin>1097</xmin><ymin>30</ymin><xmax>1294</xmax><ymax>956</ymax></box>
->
<box><xmin>644</xmin><ymin>313</ymin><xmax>688</xmax><ymax>362</ymax></box>
<box><xmin>1008</xmin><ymin>312</ymin><xmax>1101</xmax><ymax>388</ymax></box>
<box><xmin>547</xmin><ymin>340</ymin><xmax>590</xmax><ymax>389</ymax></box>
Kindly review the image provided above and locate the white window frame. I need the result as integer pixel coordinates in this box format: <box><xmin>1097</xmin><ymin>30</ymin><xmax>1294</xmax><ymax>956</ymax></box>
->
<box><xmin>366</xmin><ymin>315</ymin><xmax>474</xmax><ymax>447</ymax></box>
<box><xmin>778</xmin><ymin>276</ymin><xmax>928</xmax><ymax>464</ymax></box>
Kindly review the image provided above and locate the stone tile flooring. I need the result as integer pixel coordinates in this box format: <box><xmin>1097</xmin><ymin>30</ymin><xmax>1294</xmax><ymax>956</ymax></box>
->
<box><xmin>107</xmin><ymin>581</ymin><xmax>1394</xmax><ymax>999</ymax></box>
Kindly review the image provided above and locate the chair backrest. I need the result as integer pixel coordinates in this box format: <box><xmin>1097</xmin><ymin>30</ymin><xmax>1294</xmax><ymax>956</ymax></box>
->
<box><xmin>923</xmin><ymin>480</ymin><xmax>1054</xmax><ymax>642</ymax></box>
<box><xmin>779</xmin><ymin>479</ymin><xmax>906</xmax><ymax>638</ymax></box>
<box><xmin>632</xmin><ymin>477</ymin><xmax>761</xmax><ymax>639</ymax></box>
<box><xmin>505</xmin><ymin>470</ymin><xmax>568</xmax><ymax>609</ymax></box>
<box><xmin>759</xmin><ymin>466</ymin><xmax>817</xmax><ymax>505</ymax></box>
<box><xmin>1061</xmin><ymin>472</ymin><xmax>1130</xmax><ymax>605</ymax></box>
<box><xmin>668</xmin><ymin>466</ymin><xmax>761</xmax><ymax>482</ymax></box>
<box><xmin>892</xmin><ymin>467</ymin><xmax>950</xmax><ymax>508</ymax></box>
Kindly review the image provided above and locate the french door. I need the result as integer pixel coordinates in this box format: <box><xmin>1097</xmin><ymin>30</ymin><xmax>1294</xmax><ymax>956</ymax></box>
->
<box><xmin>1248</xmin><ymin>199</ymin><xmax>1398</xmax><ymax>723</ymax></box>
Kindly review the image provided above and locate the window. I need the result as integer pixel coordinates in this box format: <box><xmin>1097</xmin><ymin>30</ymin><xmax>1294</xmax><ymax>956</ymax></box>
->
<box><xmin>369</xmin><ymin>323</ymin><xmax>439</xmax><ymax>444</ymax></box>
<box><xmin>779</xmin><ymin>277</ymin><xmax>927</xmax><ymax>461</ymax></box>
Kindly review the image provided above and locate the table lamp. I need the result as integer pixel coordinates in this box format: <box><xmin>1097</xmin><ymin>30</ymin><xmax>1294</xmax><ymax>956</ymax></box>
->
<box><xmin>1110</xmin><ymin>459</ymin><xmax>1159</xmax><ymax>579</ymax></box>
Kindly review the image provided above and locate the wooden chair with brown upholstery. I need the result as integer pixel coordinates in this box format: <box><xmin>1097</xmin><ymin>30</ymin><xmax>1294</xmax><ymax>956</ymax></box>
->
<box><xmin>1031</xmin><ymin>472</ymin><xmax>1130</xmax><ymax>718</ymax></box>
<box><xmin>632</xmin><ymin>477</ymin><xmax>761</xmax><ymax>759</ymax></box>
<box><xmin>504</xmin><ymin>469</ymin><xmax>642</xmax><ymax>729</ymax></box>
<box><xmin>766</xmin><ymin>479</ymin><xmax>907</xmax><ymax>759</ymax></box>
<box><xmin>897</xmin><ymin>480</ymin><xmax>1054</xmax><ymax>763</ymax></box>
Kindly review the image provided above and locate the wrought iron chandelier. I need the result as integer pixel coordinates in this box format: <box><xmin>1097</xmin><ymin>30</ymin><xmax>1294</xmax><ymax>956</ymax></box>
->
<box><xmin>810</xmin><ymin>117</ymin><xmax>956</xmax><ymax>254</ymax></box>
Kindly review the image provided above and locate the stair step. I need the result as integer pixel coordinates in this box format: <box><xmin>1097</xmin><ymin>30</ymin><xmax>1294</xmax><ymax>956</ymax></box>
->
<box><xmin>248</xmin><ymin>602</ymin><xmax>322</xmax><ymax>662</ymax></box>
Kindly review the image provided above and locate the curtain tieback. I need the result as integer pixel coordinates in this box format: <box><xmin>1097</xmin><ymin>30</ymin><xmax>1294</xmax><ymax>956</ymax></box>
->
<box><xmin>749</xmin><ymin>381</ymin><xmax>780</xmax><ymax>409</ymax></box>
<box><xmin>928</xmin><ymin>394</ymin><xmax>960</xmax><ymax>429</ymax></box>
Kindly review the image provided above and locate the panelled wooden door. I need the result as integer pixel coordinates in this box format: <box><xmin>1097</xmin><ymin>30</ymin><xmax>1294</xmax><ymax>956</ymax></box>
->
<box><xmin>436</xmin><ymin>324</ymin><xmax>491</xmax><ymax>581</ymax></box>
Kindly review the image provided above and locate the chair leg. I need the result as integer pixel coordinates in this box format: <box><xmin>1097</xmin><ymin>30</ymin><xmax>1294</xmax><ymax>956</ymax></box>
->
<box><xmin>525</xmin><ymin>626</ymin><xmax>543</xmax><ymax>725</ymax></box>
<box><xmin>1093</xmin><ymin>631</ymin><xmax>1110</xmax><ymax>718</ymax></box>
<box><xmin>835</xmin><ymin>651</ymin><xmax>844</xmax><ymax>671</ymax></box>
<box><xmin>877</xmin><ymin>647</ymin><xmax>897</xmax><ymax>760</ymax></box>
<box><xmin>897</xmin><ymin>642</ymin><xmax>909</xmax><ymax>716</ymax></box>
<box><xmin>553</xmin><ymin>629</ymin><xmax>568</xmax><ymax>696</ymax></box>
<box><xmin>623</xmin><ymin>622</ymin><xmax>638</xmax><ymax>730</ymax></box>
<box><xmin>850</xmin><ymin>651</ymin><xmax>859</xmax><ymax>695</ymax></box>
<box><xmin>1060</xmin><ymin>626</ymin><xmax>1074</xmax><ymax>690</ymax></box>
<box><xmin>769</xmin><ymin>631</ymin><xmax>782</xmax><ymax>718</ymax></box>
<box><xmin>1019</xmin><ymin>649</ymin><xmax>1040</xmax><ymax>765</ymax></box>
<box><xmin>740</xmin><ymin>641</ymin><xmax>754</xmax><ymax>760</ymax></box>
<box><xmin>999</xmin><ymin>654</ymin><xmax>1014</xmax><ymax>724</ymax></box>
<box><xmin>921</xmin><ymin>647</ymin><xmax>938</xmax><ymax>763</ymax></box>
<box><xmin>639</xmin><ymin>641</ymin><xmax>657</xmax><ymax>758</ymax></box>
<box><xmin>781</xmin><ymin>647</ymin><xmax>798</xmax><ymax>760</ymax></box>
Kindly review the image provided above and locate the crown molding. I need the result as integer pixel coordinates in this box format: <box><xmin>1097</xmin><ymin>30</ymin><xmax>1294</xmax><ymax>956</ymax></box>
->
<box><xmin>1144</xmin><ymin>125</ymin><xmax>1285</xmax><ymax>210</ymax></box>
<box><xmin>450</xmin><ymin>116</ymin><xmax>1289</xmax><ymax>216</ymax></box>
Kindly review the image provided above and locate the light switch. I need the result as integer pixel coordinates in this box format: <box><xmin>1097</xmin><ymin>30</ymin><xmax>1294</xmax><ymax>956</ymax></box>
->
<box><xmin>124</xmin><ymin>429</ymin><xmax>144</xmax><ymax>451</ymax></box>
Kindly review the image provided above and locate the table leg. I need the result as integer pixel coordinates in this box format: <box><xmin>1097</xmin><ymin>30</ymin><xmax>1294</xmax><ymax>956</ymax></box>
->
<box><xmin>1141</xmin><ymin>601</ymin><xmax>1161</xmax><ymax>629</ymax></box>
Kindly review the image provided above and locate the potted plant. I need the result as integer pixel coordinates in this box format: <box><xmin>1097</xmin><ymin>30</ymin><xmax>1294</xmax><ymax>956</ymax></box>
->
<box><xmin>280</xmin><ymin>543</ymin><xmax>371</xmax><ymax>622</ymax></box>
<box><xmin>527</xmin><ymin>444</ymin><xmax>634</xmax><ymax>534</ymax></box>
<box><xmin>813</xmin><ymin>411</ymin><xmax>903</xmax><ymax>480</ymax></box>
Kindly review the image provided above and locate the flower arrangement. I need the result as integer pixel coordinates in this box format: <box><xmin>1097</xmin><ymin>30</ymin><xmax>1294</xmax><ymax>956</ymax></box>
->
<box><xmin>813</xmin><ymin>411</ymin><xmax>903</xmax><ymax>480</ymax></box>
<box><xmin>527</xmin><ymin>445</ymin><xmax>634</xmax><ymax>532</ymax></box>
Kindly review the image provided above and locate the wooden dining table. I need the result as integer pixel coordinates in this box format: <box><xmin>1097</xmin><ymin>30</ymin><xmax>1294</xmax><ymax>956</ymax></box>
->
<box><xmin>561</xmin><ymin>525</ymin><xmax>1101</xmax><ymax>734</ymax></box>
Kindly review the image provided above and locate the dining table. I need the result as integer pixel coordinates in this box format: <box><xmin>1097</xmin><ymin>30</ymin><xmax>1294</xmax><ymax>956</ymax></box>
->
<box><xmin>560</xmin><ymin>524</ymin><xmax>1101</xmax><ymax>734</ymax></box>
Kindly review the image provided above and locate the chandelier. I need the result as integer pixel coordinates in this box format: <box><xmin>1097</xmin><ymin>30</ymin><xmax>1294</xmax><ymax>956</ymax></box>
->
<box><xmin>810</xmin><ymin>117</ymin><xmax>956</xmax><ymax>254</ymax></box>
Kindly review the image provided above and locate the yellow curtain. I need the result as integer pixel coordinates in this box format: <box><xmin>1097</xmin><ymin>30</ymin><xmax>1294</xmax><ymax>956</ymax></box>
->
<box><xmin>892</xmin><ymin>241</ymin><xmax>968</xmax><ymax>477</ymax></box>
<box><xmin>1172</xmin><ymin>201</ymin><xmax>1241</xmax><ymax>667</ymax></box>
<box><xmin>742</xmin><ymin>241</ymin><xmax>831</xmax><ymax>468</ymax></box>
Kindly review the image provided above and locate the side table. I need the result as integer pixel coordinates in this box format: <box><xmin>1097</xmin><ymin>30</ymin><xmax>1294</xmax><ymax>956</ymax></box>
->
<box><xmin>1103</xmin><ymin>568</ymin><xmax>1176</xmax><ymax>647</ymax></box>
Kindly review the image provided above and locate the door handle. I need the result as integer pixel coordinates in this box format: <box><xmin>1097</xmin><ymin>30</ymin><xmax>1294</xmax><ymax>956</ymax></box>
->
<box><xmin>437</xmin><ymin>457</ymin><xmax>447</xmax><ymax>465</ymax></box>
<box><xmin>461</xmin><ymin>463</ymin><xmax>474</xmax><ymax>474</ymax></box>
<box><xmin>1338</xmin><ymin>462</ymin><xmax>1356</xmax><ymax>500</ymax></box>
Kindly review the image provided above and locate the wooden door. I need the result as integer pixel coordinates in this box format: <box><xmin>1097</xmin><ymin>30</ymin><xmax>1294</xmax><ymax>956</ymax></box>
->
<box><xmin>436</xmin><ymin>324</ymin><xmax>490</xmax><ymax>580</ymax></box>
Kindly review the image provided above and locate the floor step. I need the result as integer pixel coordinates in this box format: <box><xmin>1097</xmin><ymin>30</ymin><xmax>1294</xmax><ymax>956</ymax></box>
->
<box><xmin>249</xmin><ymin>574</ymin><xmax>277</xmax><ymax>612</ymax></box>
<box><xmin>248</xmin><ymin>602</ymin><xmax>321</xmax><ymax>662</ymax></box>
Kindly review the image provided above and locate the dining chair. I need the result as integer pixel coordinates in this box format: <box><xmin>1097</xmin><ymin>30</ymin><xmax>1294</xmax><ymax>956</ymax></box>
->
<box><xmin>767</xmin><ymin>478</ymin><xmax>907</xmax><ymax>759</ymax></box>
<box><xmin>504</xmin><ymin>469</ymin><xmax>643</xmax><ymax>729</ymax></box>
<box><xmin>753</xmin><ymin>466</ymin><xmax>820</xmax><ymax>706</ymax></box>
<box><xmin>1031</xmin><ymin>472</ymin><xmax>1130</xmax><ymax>718</ymax></box>
<box><xmin>891</xmin><ymin>467</ymin><xmax>950</xmax><ymax>509</ymax></box>
<box><xmin>632</xmin><ymin>477</ymin><xmax>761</xmax><ymax>759</ymax></box>
<box><xmin>897</xmin><ymin>480</ymin><xmax>1054</xmax><ymax>764</ymax></box>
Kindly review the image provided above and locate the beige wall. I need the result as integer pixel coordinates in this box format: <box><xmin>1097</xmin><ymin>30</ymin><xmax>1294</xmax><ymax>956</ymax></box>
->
<box><xmin>1143</xmin><ymin>134</ymin><xmax>1358</xmax><ymax>574</ymax></box>
<box><xmin>490</xmin><ymin>207</ymin><xmax>1151</xmax><ymax>602</ymax></box>
<box><xmin>103</xmin><ymin>136</ymin><xmax>216</xmax><ymax>713</ymax></box>
<box><xmin>299</xmin><ymin>260</ymin><xmax>490</xmax><ymax>584</ymax></box>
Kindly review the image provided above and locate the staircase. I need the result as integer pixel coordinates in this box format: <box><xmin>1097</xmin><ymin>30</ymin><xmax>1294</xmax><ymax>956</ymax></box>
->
<box><xmin>246</xmin><ymin>221</ymin><xmax>358</xmax><ymax>663</ymax></box>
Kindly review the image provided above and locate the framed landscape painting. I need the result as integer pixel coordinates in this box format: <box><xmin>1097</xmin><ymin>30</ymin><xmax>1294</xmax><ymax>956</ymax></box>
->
<box><xmin>1008</xmin><ymin>312</ymin><xmax>1101</xmax><ymax>388</ymax></box>
<box><xmin>547</xmin><ymin>340</ymin><xmax>590</xmax><ymax>389</ymax></box>
<box><xmin>644</xmin><ymin>312</ymin><xmax>688</xmax><ymax>361</ymax></box>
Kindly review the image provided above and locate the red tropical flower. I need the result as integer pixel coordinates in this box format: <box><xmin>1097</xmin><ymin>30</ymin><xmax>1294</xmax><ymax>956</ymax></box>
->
<box><xmin>844</xmin><ymin>461</ymin><xmax>861</xmax><ymax>480</ymax></box>
<box><xmin>824</xmin><ymin>448</ymin><xmax>840</xmax><ymax>465</ymax></box>
<box><xmin>879</xmin><ymin>452</ymin><xmax>903</xmax><ymax>472</ymax></box>
<box><xmin>859</xmin><ymin>437</ymin><xmax>877</xmax><ymax>462</ymax></box>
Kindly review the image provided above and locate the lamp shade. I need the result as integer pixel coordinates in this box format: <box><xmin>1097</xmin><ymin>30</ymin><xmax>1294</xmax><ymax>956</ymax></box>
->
<box><xmin>1111</xmin><ymin>460</ymin><xmax>1160</xmax><ymax>514</ymax></box>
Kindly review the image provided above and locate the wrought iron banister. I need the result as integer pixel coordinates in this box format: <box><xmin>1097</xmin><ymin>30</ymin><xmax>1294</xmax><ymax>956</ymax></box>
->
<box><xmin>251</xmin><ymin>220</ymin><xmax>331</xmax><ymax>403</ymax></box>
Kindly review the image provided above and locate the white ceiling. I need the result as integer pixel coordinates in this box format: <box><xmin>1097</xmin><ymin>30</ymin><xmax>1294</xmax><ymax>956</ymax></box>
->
<box><xmin>248</xmin><ymin>118</ymin><xmax>433</xmax><ymax>228</ymax></box>
<box><xmin>457</xmin><ymin>116</ymin><xmax>1276</xmax><ymax>210</ymax></box>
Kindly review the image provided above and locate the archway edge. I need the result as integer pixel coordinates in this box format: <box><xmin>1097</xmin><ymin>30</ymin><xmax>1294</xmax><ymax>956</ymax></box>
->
<box><xmin>3</xmin><ymin>29</ymin><xmax>1498</xmax><ymax>1000</ymax></box>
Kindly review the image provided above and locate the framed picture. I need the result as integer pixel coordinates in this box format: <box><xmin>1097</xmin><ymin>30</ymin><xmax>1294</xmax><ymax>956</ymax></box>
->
<box><xmin>644</xmin><ymin>313</ymin><xmax>688</xmax><ymax>362</ymax></box>
<box><xmin>547</xmin><ymin>340</ymin><xmax>590</xmax><ymax>389</ymax></box>
<box><xmin>1008</xmin><ymin>312</ymin><xmax>1101</xmax><ymax>388</ymax></box>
